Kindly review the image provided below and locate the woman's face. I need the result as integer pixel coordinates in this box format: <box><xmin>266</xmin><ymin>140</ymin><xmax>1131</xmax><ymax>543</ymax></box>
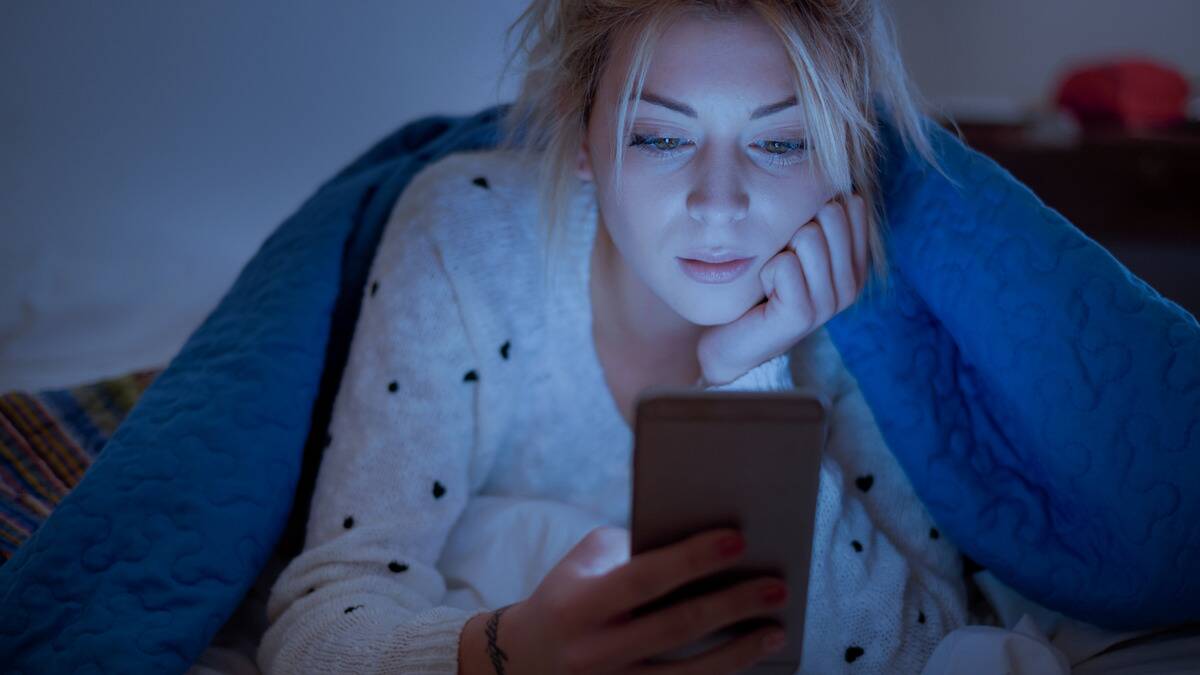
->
<box><xmin>579</xmin><ymin>9</ymin><xmax>837</xmax><ymax>327</ymax></box>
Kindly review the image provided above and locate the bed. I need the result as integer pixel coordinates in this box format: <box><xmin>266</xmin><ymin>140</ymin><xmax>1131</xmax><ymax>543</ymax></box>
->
<box><xmin>1</xmin><ymin>101</ymin><xmax>1197</xmax><ymax>673</ymax></box>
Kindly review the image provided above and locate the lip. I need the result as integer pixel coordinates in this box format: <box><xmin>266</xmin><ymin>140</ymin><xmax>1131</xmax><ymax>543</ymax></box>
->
<box><xmin>677</xmin><ymin>256</ymin><xmax>756</xmax><ymax>284</ymax></box>
<box><xmin>682</xmin><ymin>249</ymin><xmax>752</xmax><ymax>263</ymax></box>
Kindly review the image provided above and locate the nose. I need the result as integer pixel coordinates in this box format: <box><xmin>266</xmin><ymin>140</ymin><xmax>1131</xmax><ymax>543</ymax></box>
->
<box><xmin>685</xmin><ymin>154</ymin><xmax>749</xmax><ymax>226</ymax></box>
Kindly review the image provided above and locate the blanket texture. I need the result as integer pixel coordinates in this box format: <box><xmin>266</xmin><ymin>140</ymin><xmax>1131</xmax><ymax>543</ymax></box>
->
<box><xmin>0</xmin><ymin>369</ymin><xmax>160</xmax><ymax>562</ymax></box>
<box><xmin>0</xmin><ymin>102</ymin><xmax>1195</xmax><ymax>673</ymax></box>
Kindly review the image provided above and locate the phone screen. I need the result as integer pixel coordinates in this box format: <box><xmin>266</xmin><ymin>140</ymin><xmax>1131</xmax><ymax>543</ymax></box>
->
<box><xmin>629</xmin><ymin>388</ymin><xmax>827</xmax><ymax>672</ymax></box>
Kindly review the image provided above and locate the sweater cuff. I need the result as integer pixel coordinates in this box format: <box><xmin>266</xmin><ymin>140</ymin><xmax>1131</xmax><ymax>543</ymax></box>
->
<box><xmin>701</xmin><ymin>353</ymin><xmax>794</xmax><ymax>392</ymax></box>
<box><xmin>392</xmin><ymin>606</ymin><xmax>477</xmax><ymax>674</ymax></box>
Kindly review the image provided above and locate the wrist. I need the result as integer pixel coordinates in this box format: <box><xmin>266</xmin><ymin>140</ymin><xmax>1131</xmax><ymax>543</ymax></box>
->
<box><xmin>458</xmin><ymin>603</ymin><xmax>523</xmax><ymax>675</ymax></box>
<box><xmin>458</xmin><ymin>611</ymin><xmax>491</xmax><ymax>675</ymax></box>
<box><xmin>696</xmin><ymin>355</ymin><xmax>729</xmax><ymax>386</ymax></box>
<box><xmin>703</xmin><ymin>353</ymin><xmax>794</xmax><ymax>391</ymax></box>
<box><xmin>697</xmin><ymin>362</ymin><xmax>740</xmax><ymax>388</ymax></box>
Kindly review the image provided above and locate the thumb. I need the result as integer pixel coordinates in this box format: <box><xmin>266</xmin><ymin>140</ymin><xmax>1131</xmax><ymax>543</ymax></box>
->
<box><xmin>699</xmin><ymin>251</ymin><xmax>796</xmax><ymax>383</ymax></box>
<box><xmin>562</xmin><ymin>526</ymin><xmax>630</xmax><ymax>577</ymax></box>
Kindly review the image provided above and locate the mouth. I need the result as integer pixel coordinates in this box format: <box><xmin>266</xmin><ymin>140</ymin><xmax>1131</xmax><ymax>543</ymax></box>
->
<box><xmin>677</xmin><ymin>256</ymin><xmax>756</xmax><ymax>284</ymax></box>
<box><xmin>683</xmin><ymin>250</ymin><xmax>751</xmax><ymax>263</ymax></box>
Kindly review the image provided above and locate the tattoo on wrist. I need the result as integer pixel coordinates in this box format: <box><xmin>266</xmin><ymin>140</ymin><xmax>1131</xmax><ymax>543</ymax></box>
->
<box><xmin>484</xmin><ymin>603</ymin><xmax>515</xmax><ymax>675</ymax></box>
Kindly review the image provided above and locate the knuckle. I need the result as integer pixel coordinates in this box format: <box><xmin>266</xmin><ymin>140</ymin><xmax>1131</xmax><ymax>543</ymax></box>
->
<box><xmin>543</xmin><ymin>591</ymin><xmax>570</xmax><ymax>620</ymax></box>
<box><xmin>741</xmin><ymin>632</ymin><xmax>774</xmax><ymax>662</ymax></box>
<box><xmin>810</xmin><ymin>225</ymin><xmax>831</xmax><ymax>247</ymax></box>
<box><xmin>744</xmin><ymin>581</ymin><xmax>768</xmax><ymax>609</ymax></box>
<box><xmin>790</xmin><ymin>229</ymin><xmax>818</xmax><ymax>253</ymax></box>
<box><xmin>625</xmin><ymin>571</ymin><xmax>657</xmax><ymax>606</ymax></box>
<box><xmin>688</xmin><ymin>541</ymin><xmax>716</xmax><ymax>572</ymax></box>
<box><xmin>760</xmin><ymin>252</ymin><xmax>784</xmax><ymax>276</ymax></box>
<box><xmin>776</xmin><ymin>259</ymin><xmax>803</xmax><ymax>290</ymax></box>
<box><xmin>798</xmin><ymin>222</ymin><xmax>824</xmax><ymax>240</ymax></box>
<box><xmin>560</xmin><ymin>643</ymin><xmax>594</xmax><ymax>675</ymax></box>
<box><xmin>819</xmin><ymin>295</ymin><xmax>837</xmax><ymax>317</ymax></box>
<box><xmin>676</xmin><ymin>600</ymin><xmax>710</xmax><ymax>639</ymax></box>
<box><xmin>755</xmin><ymin>579</ymin><xmax>783</xmax><ymax>606</ymax></box>
<box><xmin>733</xmin><ymin>583</ymin><xmax>760</xmax><ymax>615</ymax></box>
<box><xmin>819</xmin><ymin>200</ymin><xmax>843</xmax><ymax>220</ymax></box>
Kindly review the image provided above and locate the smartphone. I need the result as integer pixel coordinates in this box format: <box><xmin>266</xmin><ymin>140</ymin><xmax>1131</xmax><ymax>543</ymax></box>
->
<box><xmin>629</xmin><ymin>387</ymin><xmax>828</xmax><ymax>674</ymax></box>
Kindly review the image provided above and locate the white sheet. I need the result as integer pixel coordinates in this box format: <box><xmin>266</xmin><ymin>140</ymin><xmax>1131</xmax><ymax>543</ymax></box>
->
<box><xmin>923</xmin><ymin>569</ymin><xmax>1200</xmax><ymax>675</ymax></box>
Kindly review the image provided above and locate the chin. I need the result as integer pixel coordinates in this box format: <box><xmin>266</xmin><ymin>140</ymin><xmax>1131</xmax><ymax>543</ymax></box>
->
<box><xmin>671</xmin><ymin>286</ymin><xmax>764</xmax><ymax>326</ymax></box>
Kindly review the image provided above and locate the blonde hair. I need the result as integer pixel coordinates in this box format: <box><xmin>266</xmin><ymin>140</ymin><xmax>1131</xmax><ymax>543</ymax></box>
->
<box><xmin>494</xmin><ymin>0</ymin><xmax>954</xmax><ymax>300</ymax></box>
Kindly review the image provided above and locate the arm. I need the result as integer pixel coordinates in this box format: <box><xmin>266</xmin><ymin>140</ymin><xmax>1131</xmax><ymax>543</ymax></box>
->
<box><xmin>257</xmin><ymin>220</ymin><xmax>482</xmax><ymax>674</ymax></box>
<box><xmin>459</xmin><ymin>354</ymin><xmax>798</xmax><ymax>674</ymax></box>
<box><xmin>448</xmin><ymin>496</ymin><xmax>614</xmax><ymax>674</ymax></box>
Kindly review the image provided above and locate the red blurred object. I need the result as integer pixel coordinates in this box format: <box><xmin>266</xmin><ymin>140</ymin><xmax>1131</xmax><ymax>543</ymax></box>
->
<box><xmin>1054</xmin><ymin>58</ymin><xmax>1189</xmax><ymax>131</ymax></box>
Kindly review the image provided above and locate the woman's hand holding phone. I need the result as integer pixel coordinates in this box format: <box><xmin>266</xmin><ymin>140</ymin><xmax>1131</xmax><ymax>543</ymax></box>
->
<box><xmin>697</xmin><ymin>193</ymin><xmax>869</xmax><ymax>386</ymax></box>
<box><xmin>500</xmin><ymin>526</ymin><xmax>789</xmax><ymax>674</ymax></box>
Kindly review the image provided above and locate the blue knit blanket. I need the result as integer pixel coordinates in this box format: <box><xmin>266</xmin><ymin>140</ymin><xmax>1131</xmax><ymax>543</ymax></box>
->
<box><xmin>1</xmin><ymin>103</ymin><xmax>1195</xmax><ymax>673</ymax></box>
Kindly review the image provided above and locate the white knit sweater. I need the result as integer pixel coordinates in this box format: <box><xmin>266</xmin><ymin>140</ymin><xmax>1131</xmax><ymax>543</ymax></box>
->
<box><xmin>256</xmin><ymin>149</ymin><xmax>967</xmax><ymax>674</ymax></box>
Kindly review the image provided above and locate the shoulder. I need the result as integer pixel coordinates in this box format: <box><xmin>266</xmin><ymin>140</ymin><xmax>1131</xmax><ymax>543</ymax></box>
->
<box><xmin>372</xmin><ymin>148</ymin><xmax>554</xmax><ymax>349</ymax></box>
<box><xmin>382</xmin><ymin>148</ymin><xmax>547</xmax><ymax>273</ymax></box>
<box><xmin>414</xmin><ymin>147</ymin><xmax>541</xmax><ymax>199</ymax></box>
<box><xmin>391</xmin><ymin>148</ymin><xmax>542</xmax><ymax>235</ymax></box>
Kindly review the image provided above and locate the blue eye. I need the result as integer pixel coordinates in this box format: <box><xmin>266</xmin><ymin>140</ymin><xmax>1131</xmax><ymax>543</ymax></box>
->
<box><xmin>628</xmin><ymin>134</ymin><xmax>808</xmax><ymax>166</ymax></box>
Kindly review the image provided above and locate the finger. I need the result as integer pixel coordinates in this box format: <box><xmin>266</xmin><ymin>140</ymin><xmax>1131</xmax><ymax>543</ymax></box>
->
<box><xmin>816</xmin><ymin>198</ymin><xmax>858</xmax><ymax>314</ymax></box>
<box><xmin>582</xmin><ymin>528</ymin><xmax>744</xmax><ymax>625</ymax></box>
<box><xmin>697</xmin><ymin>250</ymin><xmax>810</xmax><ymax>385</ymax></box>
<box><xmin>626</xmin><ymin>623</ymin><xmax>786</xmax><ymax>675</ymax></box>
<box><xmin>845</xmin><ymin>193</ymin><xmax>869</xmax><ymax>293</ymax></box>
<box><xmin>790</xmin><ymin>222</ymin><xmax>836</xmax><ymax>321</ymax></box>
<box><xmin>759</xmin><ymin>245</ymin><xmax>812</xmax><ymax>324</ymax></box>
<box><xmin>586</xmin><ymin>575</ymin><xmax>783</xmax><ymax>670</ymax></box>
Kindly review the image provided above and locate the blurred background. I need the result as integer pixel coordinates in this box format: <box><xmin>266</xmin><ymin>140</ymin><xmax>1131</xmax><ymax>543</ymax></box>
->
<box><xmin>2</xmin><ymin>0</ymin><xmax>1198</xmax><ymax>392</ymax></box>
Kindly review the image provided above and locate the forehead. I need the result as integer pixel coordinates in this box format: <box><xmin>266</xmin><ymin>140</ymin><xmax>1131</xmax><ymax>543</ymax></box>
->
<box><xmin>603</xmin><ymin>10</ymin><xmax>798</xmax><ymax>108</ymax></box>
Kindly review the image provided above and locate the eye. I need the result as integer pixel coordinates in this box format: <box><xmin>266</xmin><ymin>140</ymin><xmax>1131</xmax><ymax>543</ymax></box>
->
<box><xmin>627</xmin><ymin>134</ymin><xmax>808</xmax><ymax>167</ymax></box>
<box><xmin>629</xmin><ymin>133</ymin><xmax>693</xmax><ymax>157</ymax></box>
<box><xmin>753</xmin><ymin>139</ymin><xmax>808</xmax><ymax>167</ymax></box>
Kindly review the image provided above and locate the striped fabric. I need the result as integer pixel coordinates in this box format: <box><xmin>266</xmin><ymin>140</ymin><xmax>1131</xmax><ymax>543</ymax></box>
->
<box><xmin>0</xmin><ymin>369</ymin><xmax>160</xmax><ymax>562</ymax></box>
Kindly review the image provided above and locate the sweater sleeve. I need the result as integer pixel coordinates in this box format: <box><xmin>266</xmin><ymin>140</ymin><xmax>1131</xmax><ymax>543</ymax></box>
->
<box><xmin>257</xmin><ymin>218</ymin><xmax>482</xmax><ymax>674</ymax></box>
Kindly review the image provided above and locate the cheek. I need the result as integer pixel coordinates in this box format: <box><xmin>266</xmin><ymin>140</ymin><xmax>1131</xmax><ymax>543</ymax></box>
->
<box><xmin>765</xmin><ymin>185</ymin><xmax>830</xmax><ymax>241</ymax></box>
<box><xmin>605</xmin><ymin>199</ymin><xmax>663</xmax><ymax>264</ymax></box>
<box><xmin>625</xmin><ymin>193</ymin><xmax>680</xmax><ymax>258</ymax></box>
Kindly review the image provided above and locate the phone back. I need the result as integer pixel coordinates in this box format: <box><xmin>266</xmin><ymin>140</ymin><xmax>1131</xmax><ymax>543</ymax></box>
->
<box><xmin>630</xmin><ymin>387</ymin><xmax>828</xmax><ymax>674</ymax></box>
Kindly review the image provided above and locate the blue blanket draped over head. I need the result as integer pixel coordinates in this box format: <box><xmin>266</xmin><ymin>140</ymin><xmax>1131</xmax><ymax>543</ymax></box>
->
<box><xmin>1</xmin><ymin>103</ymin><xmax>1197</xmax><ymax>673</ymax></box>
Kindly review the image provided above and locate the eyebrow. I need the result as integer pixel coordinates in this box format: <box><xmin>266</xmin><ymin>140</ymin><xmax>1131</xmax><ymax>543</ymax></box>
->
<box><xmin>637</xmin><ymin>91</ymin><xmax>798</xmax><ymax>120</ymax></box>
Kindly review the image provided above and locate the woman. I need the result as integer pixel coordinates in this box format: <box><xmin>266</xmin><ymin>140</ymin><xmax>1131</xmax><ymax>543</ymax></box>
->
<box><xmin>258</xmin><ymin>1</ymin><xmax>966</xmax><ymax>673</ymax></box>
